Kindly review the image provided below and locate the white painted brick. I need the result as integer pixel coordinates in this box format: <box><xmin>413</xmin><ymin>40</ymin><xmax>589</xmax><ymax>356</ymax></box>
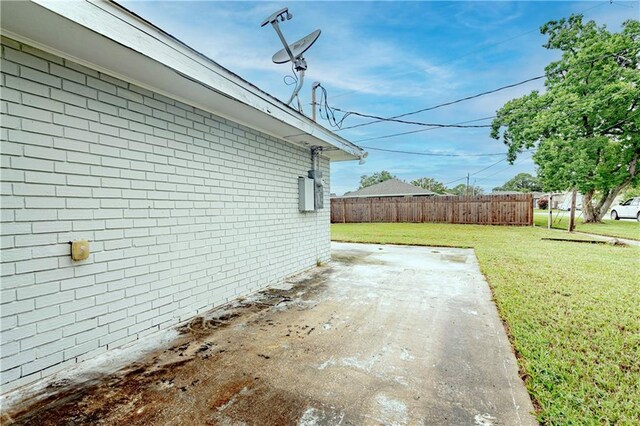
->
<box><xmin>0</xmin><ymin>367</ymin><xmax>21</xmax><ymax>387</ymax></box>
<box><xmin>25</xmin><ymin>196</ymin><xmax>65</xmax><ymax>209</ymax></box>
<box><xmin>62</xmin><ymin>80</ymin><xmax>97</xmax><ymax>99</ymax></box>
<box><xmin>11</xmin><ymin>156</ymin><xmax>54</xmax><ymax>172</ymax></box>
<box><xmin>34</xmin><ymin>335</ymin><xmax>74</xmax><ymax>359</ymax></box>
<box><xmin>7</xmin><ymin>103</ymin><xmax>52</xmax><ymax>123</ymax></box>
<box><xmin>1</xmin><ymin>37</ymin><xmax>331</xmax><ymax>391</ymax></box>
<box><xmin>64</xmin><ymin>339</ymin><xmax>99</xmax><ymax>360</ymax></box>
<box><xmin>21</xmin><ymin>119</ymin><xmax>64</xmax><ymax>137</ymax></box>
<box><xmin>15</xmin><ymin>257</ymin><xmax>59</xmax><ymax>274</ymax></box>
<box><xmin>17</xmin><ymin>304</ymin><xmax>60</xmax><ymax>326</ymax></box>
<box><xmin>4</xmin><ymin>75</ymin><xmax>45</xmax><ymax>98</ymax></box>
<box><xmin>0</xmin><ymin>315</ymin><xmax>18</xmax><ymax>332</ymax></box>
<box><xmin>86</xmin><ymin>76</ymin><xmax>116</xmax><ymax>94</ymax></box>
<box><xmin>75</xmin><ymin>304</ymin><xmax>108</xmax><ymax>322</ymax></box>
<box><xmin>49</xmin><ymin>63</ymin><xmax>86</xmax><ymax>84</ymax></box>
<box><xmin>13</xmin><ymin>182</ymin><xmax>55</xmax><ymax>197</ymax></box>
<box><xmin>1</xmin><ymin>349</ymin><xmax>35</xmax><ymax>371</ymax></box>
<box><xmin>15</xmin><ymin>277</ymin><xmax>60</xmax><ymax>299</ymax></box>
<box><xmin>25</xmin><ymin>171</ymin><xmax>66</xmax><ymax>186</ymax></box>
<box><xmin>15</xmin><ymin>233</ymin><xmax>57</xmax><ymax>246</ymax></box>
<box><xmin>21</xmin><ymin>93</ymin><xmax>64</xmax><ymax>113</ymax></box>
<box><xmin>32</xmin><ymin>221</ymin><xmax>72</xmax><ymax>234</ymax></box>
<box><xmin>61</xmin><ymin>318</ymin><xmax>96</xmax><ymax>338</ymax></box>
<box><xmin>50</xmin><ymin>88</ymin><xmax>86</xmax><ymax>107</ymax></box>
<box><xmin>1</xmin><ymin>247</ymin><xmax>32</xmax><ymax>262</ymax></box>
<box><xmin>21</xmin><ymin>351</ymin><xmax>64</xmax><ymax>376</ymax></box>
<box><xmin>20</xmin><ymin>328</ymin><xmax>62</xmax><ymax>351</ymax></box>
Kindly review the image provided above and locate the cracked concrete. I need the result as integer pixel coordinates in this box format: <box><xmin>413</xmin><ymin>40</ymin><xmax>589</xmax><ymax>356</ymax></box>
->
<box><xmin>2</xmin><ymin>242</ymin><xmax>536</xmax><ymax>425</ymax></box>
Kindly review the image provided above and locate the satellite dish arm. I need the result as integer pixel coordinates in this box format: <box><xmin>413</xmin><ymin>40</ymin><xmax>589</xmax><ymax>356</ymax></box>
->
<box><xmin>269</xmin><ymin>20</ymin><xmax>296</xmax><ymax>65</ymax></box>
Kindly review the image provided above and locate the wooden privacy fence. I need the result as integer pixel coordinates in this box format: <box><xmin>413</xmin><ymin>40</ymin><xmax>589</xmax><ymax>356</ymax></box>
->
<box><xmin>331</xmin><ymin>194</ymin><xmax>533</xmax><ymax>225</ymax></box>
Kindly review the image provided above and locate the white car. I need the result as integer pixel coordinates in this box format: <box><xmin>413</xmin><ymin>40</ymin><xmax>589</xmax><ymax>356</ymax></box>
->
<box><xmin>610</xmin><ymin>197</ymin><xmax>640</xmax><ymax>221</ymax></box>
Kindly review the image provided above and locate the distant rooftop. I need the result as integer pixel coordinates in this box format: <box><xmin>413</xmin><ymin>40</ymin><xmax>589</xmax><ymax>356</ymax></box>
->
<box><xmin>335</xmin><ymin>179</ymin><xmax>437</xmax><ymax>198</ymax></box>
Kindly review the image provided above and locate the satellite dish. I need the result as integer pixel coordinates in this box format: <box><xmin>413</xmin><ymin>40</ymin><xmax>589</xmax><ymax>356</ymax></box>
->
<box><xmin>272</xmin><ymin>29</ymin><xmax>321</xmax><ymax>64</ymax></box>
<box><xmin>261</xmin><ymin>7</ymin><xmax>322</xmax><ymax>111</ymax></box>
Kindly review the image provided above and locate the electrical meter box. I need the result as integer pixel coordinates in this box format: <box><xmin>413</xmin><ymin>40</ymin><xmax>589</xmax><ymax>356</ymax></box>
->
<box><xmin>298</xmin><ymin>177</ymin><xmax>315</xmax><ymax>212</ymax></box>
<box><xmin>308</xmin><ymin>170</ymin><xmax>324</xmax><ymax>210</ymax></box>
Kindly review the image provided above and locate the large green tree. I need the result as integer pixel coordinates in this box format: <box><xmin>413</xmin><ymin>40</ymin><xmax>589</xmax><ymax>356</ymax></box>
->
<box><xmin>359</xmin><ymin>170</ymin><xmax>397</xmax><ymax>189</ymax></box>
<box><xmin>491</xmin><ymin>15</ymin><xmax>640</xmax><ymax>222</ymax></box>
<box><xmin>493</xmin><ymin>173</ymin><xmax>543</xmax><ymax>192</ymax></box>
<box><xmin>410</xmin><ymin>177</ymin><xmax>447</xmax><ymax>194</ymax></box>
<box><xmin>448</xmin><ymin>183</ymin><xmax>484</xmax><ymax>196</ymax></box>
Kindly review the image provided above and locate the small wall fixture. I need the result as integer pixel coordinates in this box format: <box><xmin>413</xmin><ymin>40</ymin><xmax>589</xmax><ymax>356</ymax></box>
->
<box><xmin>70</xmin><ymin>240</ymin><xmax>90</xmax><ymax>261</ymax></box>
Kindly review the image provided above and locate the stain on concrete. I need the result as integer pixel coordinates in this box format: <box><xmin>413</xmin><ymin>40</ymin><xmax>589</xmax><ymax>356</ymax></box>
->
<box><xmin>2</xmin><ymin>243</ymin><xmax>537</xmax><ymax>425</ymax></box>
<box><xmin>331</xmin><ymin>249</ymin><xmax>386</xmax><ymax>265</ymax></box>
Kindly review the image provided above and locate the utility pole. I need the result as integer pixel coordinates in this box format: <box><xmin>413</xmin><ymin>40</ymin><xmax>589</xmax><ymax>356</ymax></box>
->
<box><xmin>466</xmin><ymin>173</ymin><xmax>470</xmax><ymax>196</ymax></box>
<box><xmin>568</xmin><ymin>188</ymin><xmax>577</xmax><ymax>232</ymax></box>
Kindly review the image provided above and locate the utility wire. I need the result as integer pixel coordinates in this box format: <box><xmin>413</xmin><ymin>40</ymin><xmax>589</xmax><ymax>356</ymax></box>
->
<box><xmin>475</xmin><ymin>154</ymin><xmax>534</xmax><ymax>182</ymax></box>
<box><xmin>327</xmin><ymin>49</ymin><xmax>632</xmax><ymax>132</ymax></box>
<box><xmin>361</xmin><ymin>147</ymin><xmax>536</xmax><ymax>157</ymax></box>
<box><xmin>443</xmin><ymin>152</ymin><xmax>534</xmax><ymax>187</ymax></box>
<box><xmin>353</xmin><ymin>117</ymin><xmax>495</xmax><ymax>143</ymax></box>
<box><xmin>337</xmin><ymin>76</ymin><xmax>545</xmax><ymax>131</ymax></box>
<box><xmin>352</xmin><ymin>65</ymin><xmax>632</xmax><ymax>144</ymax></box>
<box><xmin>443</xmin><ymin>157</ymin><xmax>508</xmax><ymax>185</ymax></box>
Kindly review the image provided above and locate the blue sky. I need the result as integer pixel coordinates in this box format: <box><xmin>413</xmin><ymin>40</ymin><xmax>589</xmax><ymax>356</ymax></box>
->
<box><xmin>121</xmin><ymin>1</ymin><xmax>638</xmax><ymax>195</ymax></box>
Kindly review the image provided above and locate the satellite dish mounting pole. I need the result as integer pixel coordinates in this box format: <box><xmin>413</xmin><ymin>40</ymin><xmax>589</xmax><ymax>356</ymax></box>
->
<box><xmin>311</xmin><ymin>82</ymin><xmax>321</xmax><ymax>122</ymax></box>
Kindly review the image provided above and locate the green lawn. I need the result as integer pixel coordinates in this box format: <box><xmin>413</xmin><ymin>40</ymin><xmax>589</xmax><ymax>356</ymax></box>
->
<box><xmin>332</xmin><ymin>223</ymin><xmax>640</xmax><ymax>424</ymax></box>
<box><xmin>533</xmin><ymin>211</ymin><xmax>640</xmax><ymax>241</ymax></box>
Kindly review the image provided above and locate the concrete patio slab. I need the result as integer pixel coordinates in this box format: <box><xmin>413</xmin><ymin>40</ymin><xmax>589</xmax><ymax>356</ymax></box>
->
<box><xmin>3</xmin><ymin>242</ymin><xmax>537</xmax><ymax>425</ymax></box>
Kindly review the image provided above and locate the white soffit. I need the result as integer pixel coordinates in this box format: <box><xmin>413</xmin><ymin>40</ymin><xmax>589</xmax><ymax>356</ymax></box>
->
<box><xmin>0</xmin><ymin>0</ymin><xmax>364</xmax><ymax>161</ymax></box>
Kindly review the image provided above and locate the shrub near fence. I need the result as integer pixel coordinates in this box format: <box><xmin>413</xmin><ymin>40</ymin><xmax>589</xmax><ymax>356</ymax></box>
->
<box><xmin>331</xmin><ymin>194</ymin><xmax>534</xmax><ymax>226</ymax></box>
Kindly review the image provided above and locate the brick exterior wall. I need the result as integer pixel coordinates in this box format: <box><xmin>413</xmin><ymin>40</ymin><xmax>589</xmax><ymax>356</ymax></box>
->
<box><xmin>0</xmin><ymin>37</ymin><xmax>331</xmax><ymax>393</ymax></box>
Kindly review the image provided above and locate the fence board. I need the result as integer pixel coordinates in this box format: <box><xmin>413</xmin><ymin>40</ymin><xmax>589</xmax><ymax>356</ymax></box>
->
<box><xmin>330</xmin><ymin>194</ymin><xmax>533</xmax><ymax>226</ymax></box>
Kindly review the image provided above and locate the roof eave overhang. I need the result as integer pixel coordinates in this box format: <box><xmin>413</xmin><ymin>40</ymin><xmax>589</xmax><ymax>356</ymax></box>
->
<box><xmin>0</xmin><ymin>0</ymin><xmax>364</xmax><ymax>162</ymax></box>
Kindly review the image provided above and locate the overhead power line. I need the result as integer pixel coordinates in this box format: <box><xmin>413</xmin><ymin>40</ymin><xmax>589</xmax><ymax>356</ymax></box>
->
<box><xmin>443</xmin><ymin>153</ymin><xmax>534</xmax><ymax>187</ymax></box>
<box><xmin>350</xmin><ymin>63</ymin><xmax>632</xmax><ymax>144</ymax></box>
<box><xmin>361</xmin><ymin>146</ymin><xmax>535</xmax><ymax>157</ymax></box>
<box><xmin>353</xmin><ymin>117</ymin><xmax>495</xmax><ymax>143</ymax></box>
<box><xmin>325</xmin><ymin>49</ymin><xmax>632</xmax><ymax>132</ymax></box>
<box><xmin>336</xmin><ymin>76</ymin><xmax>545</xmax><ymax>131</ymax></box>
<box><xmin>475</xmin><ymin>154</ymin><xmax>534</xmax><ymax>182</ymax></box>
<box><xmin>443</xmin><ymin>157</ymin><xmax>508</xmax><ymax>185</ymax></box>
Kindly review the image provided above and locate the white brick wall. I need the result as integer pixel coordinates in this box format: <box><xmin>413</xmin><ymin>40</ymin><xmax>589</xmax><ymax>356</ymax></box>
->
<box><xmin>0</xmin><ymin>37</ymin><xmax>331</xmax><ymax>393</ymax></box>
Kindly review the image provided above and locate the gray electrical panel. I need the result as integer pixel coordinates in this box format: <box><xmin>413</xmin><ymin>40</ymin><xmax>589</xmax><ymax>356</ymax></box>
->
<box><xmin>298</xmin><ymin>177</ymin><xmax>315</xmax><ymax>212</ymax></box>
<box><xmin>308</xmin><ymin>169</ymin><xmax>324</xmax><ymax>210</ymax></box>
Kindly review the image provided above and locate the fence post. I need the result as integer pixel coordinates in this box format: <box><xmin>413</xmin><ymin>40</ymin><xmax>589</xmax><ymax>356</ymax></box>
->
<box><xmin>342</xmin><ymin>199</ymin><xmax>346</xmax><ymax>223</ymax></box>
<box><xmin>548</xmin><ymin>194</ymin><xmax>552</xmax><ymax>229</ymax></box>
<box><xmin>568</xmin><ymin>188</ymin><xmax>577</xmax><ymax>232</ymax></box>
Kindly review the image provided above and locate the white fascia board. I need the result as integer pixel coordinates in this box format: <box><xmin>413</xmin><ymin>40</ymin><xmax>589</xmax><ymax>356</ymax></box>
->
<box><xmin>0</xmin><ymin>0</ymin><xmax>363</xmax><ymax>161</ymax></box>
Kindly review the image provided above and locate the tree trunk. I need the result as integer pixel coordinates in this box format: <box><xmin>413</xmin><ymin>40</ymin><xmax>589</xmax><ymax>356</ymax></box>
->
<box><xmin>582</xmin><ymin>186</ymin><xmax>627</xmax><ymax>223</ymax></box>
<box><xmin>582</xmin><ymin>190</ymin><xmax>599</xmax><ymax>223</ymax></box>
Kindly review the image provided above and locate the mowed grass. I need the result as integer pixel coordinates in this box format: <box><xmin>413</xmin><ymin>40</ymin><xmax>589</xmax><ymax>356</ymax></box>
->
<box><xmin>332</xmin><ymin>223</ymin><xmax>640</xmax><ymax>424</ymax></box>
<box><xmin>533</xmin><ymin>211</ymin><xmax>640</xmax><ymax>241</ymax></box>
